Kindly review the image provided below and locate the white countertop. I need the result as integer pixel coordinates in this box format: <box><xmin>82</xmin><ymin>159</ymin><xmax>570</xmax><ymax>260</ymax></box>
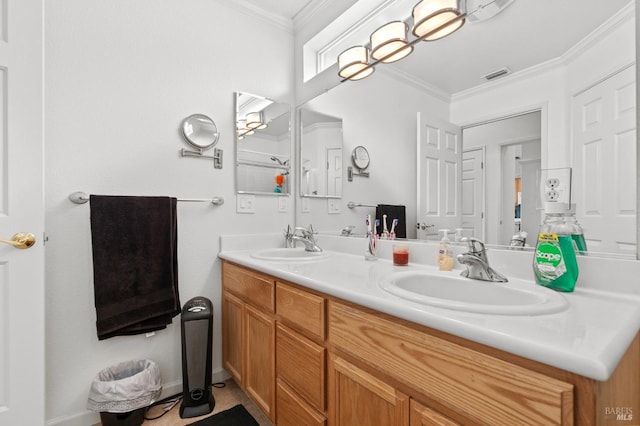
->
<box><xmin>219</xmin><ymin>234</ymin><xmax>640</xmax><ymax>381</ymax></box>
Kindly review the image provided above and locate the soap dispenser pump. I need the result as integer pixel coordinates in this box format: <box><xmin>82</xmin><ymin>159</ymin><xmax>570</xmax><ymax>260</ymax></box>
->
<box><xmin>437</xmin><ymin>229</ymin><xmax>453</xmax><ymax>271</ymax></box>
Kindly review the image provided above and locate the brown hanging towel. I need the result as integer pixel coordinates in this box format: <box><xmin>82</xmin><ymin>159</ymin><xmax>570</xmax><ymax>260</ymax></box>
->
<box><xmin>89</xmin><ymin>195</ymin><xmax>180</xmax><ymax>340</ymax></box>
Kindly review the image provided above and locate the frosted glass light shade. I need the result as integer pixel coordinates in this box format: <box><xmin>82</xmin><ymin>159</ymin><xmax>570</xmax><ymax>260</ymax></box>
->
<box><xmin>371</xmin><ymin>21</ymin><xmax>414</xmax><ymax>63</ymax></box>
<box><xmin>246</xmin><ymin>112</ymin><xmax>267</xmax><ymax>130</ymax></box>
<box><xmin>412</xmin><ymin>0</ymin><xmax>465</xmax><ymax>41</ymax></box>
<box><xmin>338</xmin><ymin>46</ymin><xmax>374</xmax><ymax>80</ymax></box>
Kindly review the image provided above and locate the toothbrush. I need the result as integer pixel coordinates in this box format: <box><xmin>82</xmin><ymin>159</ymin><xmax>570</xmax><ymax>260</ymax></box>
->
<box><xmin>389</xmin><ymin>218</ymin><xmax>398</xmax><ymax>240</ymax></box>
<box><xmin>366</xmin><ymin>214</ymin><xmax>372</xmax><ymax>234</ymax></box>
<box><xmin>382</xmin><ymin>214</ymin><xmax>389</xmax><ymax>239</ymax></box>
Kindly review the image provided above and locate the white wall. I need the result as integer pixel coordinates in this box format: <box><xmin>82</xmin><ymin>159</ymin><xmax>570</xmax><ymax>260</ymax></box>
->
<box><xmin>44</xmin><ymin>1</ymin><xmax>294</xmax><ymax>424</ymax></box>
<box><xmin>295</xmin><ymin>70</ymin><xmax>450</xmax><ymax>238</ymax></box>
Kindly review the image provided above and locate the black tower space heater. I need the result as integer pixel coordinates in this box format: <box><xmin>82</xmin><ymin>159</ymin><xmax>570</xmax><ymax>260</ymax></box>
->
<box><xmin>179</xmin><ymin>296</ymin><xmax>215</xmax><ymax>419</ymax></box>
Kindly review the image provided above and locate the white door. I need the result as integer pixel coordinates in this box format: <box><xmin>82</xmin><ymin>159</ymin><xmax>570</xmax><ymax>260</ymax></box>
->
<box><xmin>572</xmin><ymin>65</ymin><xmax>636</xmax><ymax>256</ymax></box>
<box><xmin>0</xmin><ymin>0</ymin><xmax>45</xmax><ymax>425</ymax></box>
<box><xmin>461</xmin><ymin>148</ymin><xmax>484</xmax><ymax>240</ymax></box>
<box><xmin>326</xmin><ymin>147</ymin><xmax>342</xmax><ymax>197</ymax></box>
<box><xmin>416</xmin><ymin>112</ymin><xmax>462</xmax><ymax>238</ymax></box>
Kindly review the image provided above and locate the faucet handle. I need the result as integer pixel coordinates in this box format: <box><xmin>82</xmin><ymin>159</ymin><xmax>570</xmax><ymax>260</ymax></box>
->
<box><xmin>462</xmin><ymin>237</ymin><xmax>485</xmax><ymax>253</ymax></box>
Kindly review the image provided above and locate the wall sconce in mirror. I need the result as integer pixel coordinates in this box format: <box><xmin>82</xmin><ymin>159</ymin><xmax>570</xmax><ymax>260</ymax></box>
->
<box><xmin>348</xmin><ymin>145</ymin><xmax>370</xmax><ymax>182</ymax></box>
<box><xmin>180</xmin><ymin>113</ymin><xmax>223</xmax><ymax>169</ymax></box>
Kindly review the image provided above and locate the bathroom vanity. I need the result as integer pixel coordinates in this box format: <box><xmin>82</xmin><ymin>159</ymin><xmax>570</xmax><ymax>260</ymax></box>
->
<box><xmin>219</xmin><ymin>236</ymin><xmax>640</xmax><ymax>426</ymax></box>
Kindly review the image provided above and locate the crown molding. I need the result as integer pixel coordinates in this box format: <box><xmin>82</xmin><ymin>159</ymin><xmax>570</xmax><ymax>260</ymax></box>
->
<box><xmin>380</xmin><ymin>66</ymin><xmax>452</xmax><ymax>103</ymax></box>
<box><xmin>564</xmin><ymin>0</ymin><xmax>634</xmax><ymax>63</ymax></box>
<box><xmin>225</xmin><ymin>0</ymin><xmax>294</xmax><ymax>34</ymax></box>
<box><xmin>294</xmin><ymin>0</ymin><xmax>337</xmax><ymax>34</ymax></box>
<box><xmin>452</xmin><ymin>1</ymin><xmax>634</xmax><ymax>103</ymax></box>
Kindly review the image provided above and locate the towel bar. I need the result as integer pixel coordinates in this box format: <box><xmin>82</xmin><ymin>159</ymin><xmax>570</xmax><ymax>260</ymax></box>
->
<box><xmin>347</xmin><ymin>202</ymin><xmax>376</xmax><ymax>209</ymax></box>
<box><xmin>68</xmin><ymin>191</ymin><xmax>224</xmax><ymax>206</ymax></box>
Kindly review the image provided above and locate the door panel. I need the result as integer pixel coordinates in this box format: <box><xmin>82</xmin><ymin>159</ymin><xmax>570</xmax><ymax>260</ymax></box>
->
<box><xmin>417</xmin><ymin>113</ymin><xmax>462</xmax><ymax>238</ymax></box>
<box><xmin>572</xmin><ymin>65</ymin><xmax>636</xmax><ymax>255</ymax></box>
<box><xmin>0</xmin><ymin>0</ymin><xmax>45</xmax><ymax>424</ymax></box>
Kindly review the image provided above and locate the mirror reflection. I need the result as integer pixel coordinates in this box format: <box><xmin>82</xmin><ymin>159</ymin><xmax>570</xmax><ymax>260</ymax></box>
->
<box><xmin>295</xmin><ymin>2</ymin><xmax>636</xmax><ymax>259</ymax></box>
<box><xmin>300</xmin><ymin>109</ymin><xmax>343</xmax><ymax>198</ymax></box>
<box><xmin>235</xmin><ymin>92</ymin><xmax>291</xmax><ymax>195</ymax></box>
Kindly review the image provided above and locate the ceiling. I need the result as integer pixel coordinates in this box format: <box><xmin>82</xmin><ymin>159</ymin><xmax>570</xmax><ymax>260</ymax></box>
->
<box><xmin>238</xmin><ymin>0</ymin><xmax>633</xmax><ymax>95</ymax></box>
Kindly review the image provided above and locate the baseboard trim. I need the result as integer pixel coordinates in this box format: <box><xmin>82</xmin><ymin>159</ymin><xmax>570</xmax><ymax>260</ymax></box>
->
<box><xmin>46</xmin><ymin>369</ymin><xmax>231</xmax><ymax>426</ymax></box>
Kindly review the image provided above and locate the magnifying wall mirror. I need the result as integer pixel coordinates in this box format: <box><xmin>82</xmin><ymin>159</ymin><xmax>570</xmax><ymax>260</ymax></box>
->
<box><xmin>235</xmin><ymin>92</ymin><xmax>292</xmax><ymax>195</ymax></box>
<box><xmin>181</xmin><ymin>114</ymin><xmax>219</xmax><ymax>150</ymax></box>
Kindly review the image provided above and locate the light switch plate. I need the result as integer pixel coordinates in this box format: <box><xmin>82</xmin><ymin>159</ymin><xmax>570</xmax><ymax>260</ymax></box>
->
<box><xmin>302</xmin><ymin>197</ymin><xmax>311</xmax><ymax>213</ymax></box>
<box><xmin>328</xmin><ymin>199</ymin><xmax>341</xmax><ymax>214</ymax></box>
<box><xmin>278</xmin><ymin>196</ymin><xmax>288</xmax><ymax>213</ymax></box>
<box><xmin>236</xmin><ymin>194</ymin><xmax>255</xmax><ymax>214</ymax></box>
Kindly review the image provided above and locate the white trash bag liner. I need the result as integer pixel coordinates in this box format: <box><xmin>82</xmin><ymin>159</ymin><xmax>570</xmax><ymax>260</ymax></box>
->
<box><xmin>87</xmin><ymin>359</ymin><xmax>162</xmax><ymax>413</ymax></box>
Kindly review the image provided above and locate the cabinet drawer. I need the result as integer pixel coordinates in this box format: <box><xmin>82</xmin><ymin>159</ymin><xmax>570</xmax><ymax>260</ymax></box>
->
<box><xmin>277</xmin><ymin>380</ymin><xmax>326</xmax><ymax>426</ymax></box>
<box><xmin>277</xmin><ymin>323</ymin><xmax>326</xmax><ymax>411</ymax></box>
<box><xmin>276</xmin><ymin>282</ymin><xmax>325</xmax><ymax>340</ymax></box>
<box><xmin>222</xmin><ymin>261</ymin><xmax>274</xmax><ymax>312</ymax></box>
<box><xmin>329</xmin><ymin>302</ymin><xmax>574</xmax><ymax>426</ymax></box>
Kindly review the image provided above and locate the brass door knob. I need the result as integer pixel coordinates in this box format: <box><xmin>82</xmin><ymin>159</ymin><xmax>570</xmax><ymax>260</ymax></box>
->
<box><xmin>0</xmin><ymin>233</ymin><xmax>36</xmax><ymax>249</ymax></box>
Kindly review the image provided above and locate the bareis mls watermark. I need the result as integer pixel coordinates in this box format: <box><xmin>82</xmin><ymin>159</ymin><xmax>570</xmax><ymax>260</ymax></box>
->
<box><xmin>604</xmin><ymin>407</ymin><xmax>634</xmax><ymax>422</ymax></box>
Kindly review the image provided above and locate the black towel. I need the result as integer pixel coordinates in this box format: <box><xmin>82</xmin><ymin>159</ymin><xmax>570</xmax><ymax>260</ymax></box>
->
<box><xmin>376</xmin><ymin>204</ymin><xmax>407</xmax><ymax>238</ymax></box>
<box><xmin>90</xmin><ymin>195</ymin><xmax>180</xmax><ymax>340</ymax></box>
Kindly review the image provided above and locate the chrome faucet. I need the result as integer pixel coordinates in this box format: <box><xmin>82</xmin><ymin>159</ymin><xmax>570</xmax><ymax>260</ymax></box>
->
<box><xmin>457</xmin><ymin>237</ymin><xmax>508</xmax><ymax>282</ymax></box>
<box><xmin>285</xmin><ymin>225</ymin><xmax>322</xmax><ymax>252</ymax></box>
<box><xmin>341</xmin><ymin>225</ymin><xmax>355</xmax><ymax>236</ymax></box>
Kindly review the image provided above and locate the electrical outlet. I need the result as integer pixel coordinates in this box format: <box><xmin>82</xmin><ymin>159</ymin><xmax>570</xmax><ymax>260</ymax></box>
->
<box><xmin>538</xmin><ymin>168</ymin><xmax>572</xmax><ymax>207</ymax></box>
<box><xmin>546</xmin><ymin>189</ymin><xmax>560</xmax><ymax>201</ymax></box>
<box><xmin>546</xmin><ymin>178</ymin><xmax>560</xmax><ymax>189</ymax></box>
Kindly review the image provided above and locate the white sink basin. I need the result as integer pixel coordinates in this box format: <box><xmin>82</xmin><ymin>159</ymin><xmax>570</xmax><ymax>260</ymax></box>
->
<box><xmin>379</xmin><ymin>271</ymin><xmax>568</xmax><ymax>315</ymax></box>
<box><xmin>251</xmin><ymin>247</ymin><xmax>329</xmax><ymax>262</ymax></box>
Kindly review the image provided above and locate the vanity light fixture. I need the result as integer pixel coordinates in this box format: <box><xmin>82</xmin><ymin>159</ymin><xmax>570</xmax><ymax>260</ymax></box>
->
<box><xmin>338</xmin><ymin>0</ymin><xmax>466</xmax><ymax>81</ymax></box>
<box><xmin>245</xmin><ymin>111</ymin><xmax>267</xmax><ymax>130</ymax></box>
<box><xmin>371</xmin><ymin>21</ymin><xmax>414</xmax><ymax>63</ymax></box>
<box><xmin>338</xmin><ymin>46</ymin><xmax>375</xmax><ymax>80</ymax></box>
<box><xmin>412</xmin><ymin>0</ymin><xmax>465</xmax><ymax>41</ymax></box>
<box><xmin>236</xmin><ymin>119</ymin><xmax>255</xmax><ymax>140</ymax></box>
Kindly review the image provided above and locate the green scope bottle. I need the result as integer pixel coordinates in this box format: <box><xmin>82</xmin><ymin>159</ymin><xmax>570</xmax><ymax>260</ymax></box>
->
<box><xmin>532</xmin><ymin>203</ymin><xmax>579</xmax><ymax>292</ymax></box>
<box><xmin>565</xmin><ymin>204</ymin><xmax>587</xmax><ymax>255</ymax></box>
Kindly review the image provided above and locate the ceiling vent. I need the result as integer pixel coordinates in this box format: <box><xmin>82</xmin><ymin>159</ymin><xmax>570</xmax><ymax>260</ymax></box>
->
<box><xmin>466</xmin><ymin>0</ymin><xmax>515</xmax><ymax>23</ymax></box>
<box><xmin>483</xmin><ymin>67</ymin><xmax>511</xmax><ymax>81</ymax></box>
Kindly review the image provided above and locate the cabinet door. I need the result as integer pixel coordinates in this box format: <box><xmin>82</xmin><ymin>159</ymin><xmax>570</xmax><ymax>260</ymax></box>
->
<box><xmin>410</xmin><ymin>400</ymin><xmax>460</xmax><ymax>426</ymax></box>
<box><xmin>222</xmin><ymin>291</ymin><xmax>243</xmax><ymax>384</ymax></box>
<box><xmin>329</xmin><ymin>355</ymin><xmax>409</xmax><ymax>426</ymax></box>
<box><xmin>245</xmin><ymin>304</ymin><xmax>276</xmax><ymax>421</ymax></box>
<box><xmin>277</xmin><ymin>323</ymin><xmax>326</xmax><ymax>411</ymax></box>
<box><xmin>277</xmin><ymin>379</ymin><xmax>327</xmax><ymax>426</ymax></box>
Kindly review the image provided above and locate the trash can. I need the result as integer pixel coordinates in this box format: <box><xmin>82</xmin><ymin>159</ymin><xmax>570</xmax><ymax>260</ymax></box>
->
<box><xmin>87</xmin><ymin>359</ymin><xmax>162</xmax><ymax>426</ymax></box>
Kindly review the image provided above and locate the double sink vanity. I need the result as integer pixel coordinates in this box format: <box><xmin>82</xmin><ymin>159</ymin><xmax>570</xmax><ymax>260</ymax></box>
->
<box><xmin>219</xmin><ymin>233</ymin><xmax>640</xmax><ymax>426</ymax></box>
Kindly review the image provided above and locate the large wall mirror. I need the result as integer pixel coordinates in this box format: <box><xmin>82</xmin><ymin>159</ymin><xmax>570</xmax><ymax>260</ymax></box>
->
<box><xmin>295</xmin><ymin>0</ymin><xmax>637</xmax><ymax>260</ymax></box>
<box><xmin>299</xmin><ymin>109</ymin><xmax>343</xmax><ymax>198</ymax></box>
<box><xmin>235</xmin><ymin>92</ymin><xmax>292</xmax><ymax>195</ymax></box>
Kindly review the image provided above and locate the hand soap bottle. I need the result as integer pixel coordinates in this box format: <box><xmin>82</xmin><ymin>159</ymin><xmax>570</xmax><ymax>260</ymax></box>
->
<box><xmin>437</xmin><ymin>229</ymin><xmax>453</xmax><ymax>271</ymax></box>
<box><xmin>532</xmin><ymin>203</ymin><xmax>579</xmax><ymax>292</ymax></box>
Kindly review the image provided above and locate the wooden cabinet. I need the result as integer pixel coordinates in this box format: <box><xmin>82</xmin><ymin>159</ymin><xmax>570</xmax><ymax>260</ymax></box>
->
<box><xmin>221</xmin><ymin>261</ymin><xmax>639</xmax><ymax>426</ymax></box>
<box><xmin>410</xmin><ymin>400</ymin><xmax>460</xmax><ymax>426</ymax></box>
<box><xmin>329</xmin><ymin>301</ymin><xmax>574</xmax><ymax>426</ymax></box>
<box><xmin>275</xmin><ymin>281</ymin><xmax>327</xmax><ymax>425</ymax></box>
<box><xmin>329</xmin><ymin>354</ymin><xmax>409</xmax><ymax>426</ymax></box>
<box><xmin>222</xmin><ymin>262</ymin><xmax>276</xmax><ymax>421</ymax></box>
